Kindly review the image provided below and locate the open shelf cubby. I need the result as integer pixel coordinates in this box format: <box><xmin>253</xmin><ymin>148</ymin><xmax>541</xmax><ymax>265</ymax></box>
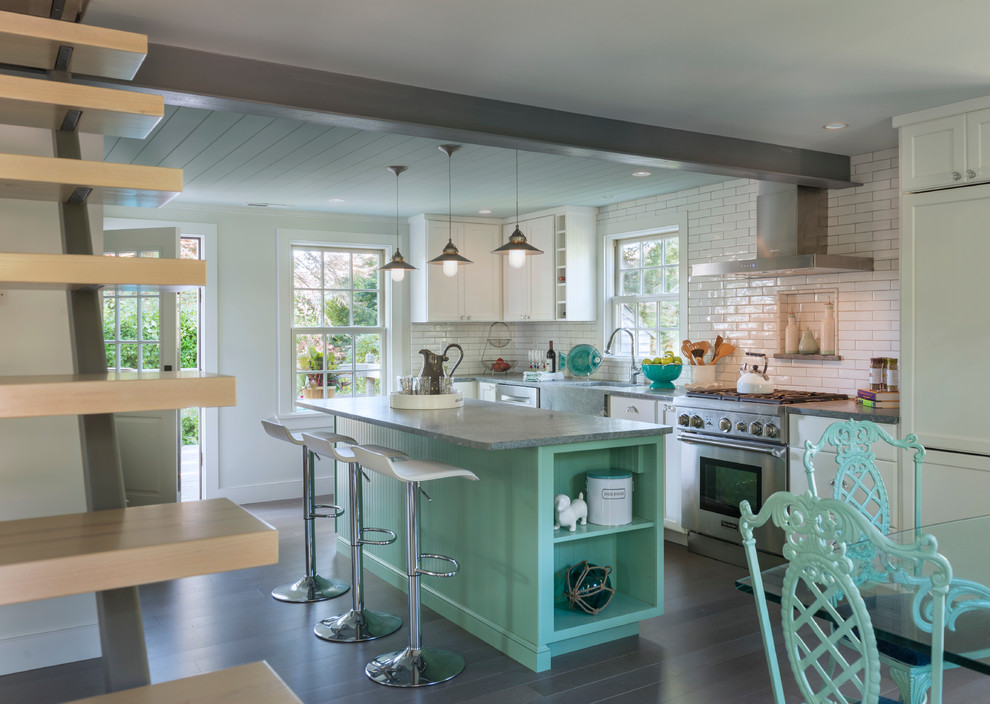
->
<box><xmin>775</xmin><ymin>287</ymin><xmax>841</xmax><ymax>360</ymax></box>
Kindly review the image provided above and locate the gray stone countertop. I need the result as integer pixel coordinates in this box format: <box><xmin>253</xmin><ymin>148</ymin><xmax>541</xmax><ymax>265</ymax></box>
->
<box><xmin>297</xmin><ymin>396</ymin><xmax>671</xmax><ymax>451</ymax></box>
<box><xmin>787</xmin><ymin>399</ymin><xmax>899</xmax><ymax>424</ymax></box>
<box><xmin>456</xmin><ymin>376</ymin><xmax>899</xmax><ymax>423</ymax></box>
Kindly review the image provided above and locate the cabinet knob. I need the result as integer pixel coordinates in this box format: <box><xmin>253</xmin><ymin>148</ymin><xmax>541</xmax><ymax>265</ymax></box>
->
<box><xmin>967</xmin><ymin>169</ymin><xmax>977</xmax><ymax>180</ymax></box>
<box><xmin>953</xmin><ymin>171</ymin><xmax>963</xmax><ymax>181</ymax></box>
<box><xmin>626</xmin><ymin>405</ymin><xmax>638</xmax><ymax>413</ymax></box>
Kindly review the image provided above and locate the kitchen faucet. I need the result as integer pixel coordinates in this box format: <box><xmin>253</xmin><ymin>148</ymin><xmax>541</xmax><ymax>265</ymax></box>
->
<box><xmin>605</xmin><ymin>328</ymin><xmax>640</xmax><ymax>385</ymax></box>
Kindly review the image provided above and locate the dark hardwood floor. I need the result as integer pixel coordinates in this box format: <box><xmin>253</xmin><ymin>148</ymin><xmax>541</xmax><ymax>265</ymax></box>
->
<box><xmin>1</xmin><ymin>498</ymin><xmax>985</xmax><ymax>703</ymax></box>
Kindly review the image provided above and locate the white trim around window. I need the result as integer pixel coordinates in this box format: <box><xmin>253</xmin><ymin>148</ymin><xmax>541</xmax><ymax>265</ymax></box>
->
<box><xmin>601</xmin><ymin>212</ymin><xmax>689</xmax><ymax>359</ymax></box>
<box><xmin>276</xmin><ymin>228</ymin><xmax>403</xmax><ymax>417</ymax></box>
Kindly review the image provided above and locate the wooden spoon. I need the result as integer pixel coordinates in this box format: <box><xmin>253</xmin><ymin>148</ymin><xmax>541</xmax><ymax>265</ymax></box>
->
<box><xmin>711</xmin><ymin>342</ymin><xmax>736</xmax><ymax>365</ymax></box>
<box><xmin>681</xmin><ymin>340</ymin><xmax>696</xmax><ymax>365</ymax></box>
<box><xmin>714</xmin><ymin>335</ymin><xmax>723</xmax><ymax>357</ymax></box>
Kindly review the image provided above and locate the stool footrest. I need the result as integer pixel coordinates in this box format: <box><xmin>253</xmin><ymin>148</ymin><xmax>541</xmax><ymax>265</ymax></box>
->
<box><xmin>358</xmin><ymin>527</ymin><xmax>397</xmax><ymax>546</ymax></box>
<box><xmin>312</xmin><ymin>503</ymin><xmax>344</xmax><ymax>519</ymax></box>
<box><xmin>416</xmin><ymin>553</ymin><xmax>459</xmax><ymax>578</ymax></box>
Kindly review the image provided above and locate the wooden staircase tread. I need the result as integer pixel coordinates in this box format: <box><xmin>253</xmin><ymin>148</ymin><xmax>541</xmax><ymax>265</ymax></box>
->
<box><xmin>0</xmin><ymin>499</ymin><xmax>277</xmax><ymax>607</ymax></box>
<box><xmin>0</xmin><ymin>153</ymin><xmax>182</xmax><ymax>207</ymax></box>
<box><xmin>65</xmin><ymin>662</ymin><xmax>302</xmax><ymax>704</ymax></box>
<box><xmin>0</xmin><ymin>9</ymin><xmax>147</xmax><ymax>80</ymax></box>
<box><xmin>0</xmin><ymin>371</ymin><xmax>236</xmax><ymax>418</ymax></box>
<box><xmin>0</xmin><ymin>74</ymin><xmax>164</xmax><ymax>138</ymax></box>
<box><xmin>0</xmin><ymin>252</ymin><xmax>205</xmax><ymax>290</ymax></box>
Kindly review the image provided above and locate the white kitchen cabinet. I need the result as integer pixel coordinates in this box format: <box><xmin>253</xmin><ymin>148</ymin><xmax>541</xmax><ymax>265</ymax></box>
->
<box><xmin>501</xmin><ymin>207</ymin><xmax>597</xmax><ymax>322</ymax></box>
<box><xmin>477</xmin><ymin>380</ymin><xmax>497</xmax><ymax>402</ymax></box>
<box><xmin>788</xmin><ymin>414</ymin><xmax>900</xmax><ymax>528</ymax></box>
<box><xmin>918</xmin><ymin>450</ymin><xmax>990</xmax><ymax>524</ymax></box>
<box><xmin>452</xmin><ymin>379</ymin><xmax>477</xmax><ymax>399</ymax></box>
<box><xmin>897</xmin><ymin>106</ymin><xmax>990</xmax><ymax>192</ymax></box>
<box><xmin>408</xmin><ymin>214</ymin><xmax>502</xmax><ymax>322</ymax></box>
<box><xmin>606</xmin><ymin>395</ymin><xmax>682</xmax><ymax>530</ymax></box>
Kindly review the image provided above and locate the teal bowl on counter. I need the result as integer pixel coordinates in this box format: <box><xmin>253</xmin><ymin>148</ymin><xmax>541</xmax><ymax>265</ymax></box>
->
<box><xmin>641</xmin><ymin>363</ymin><xmax>682</xmax><ymax>389</ymax></box>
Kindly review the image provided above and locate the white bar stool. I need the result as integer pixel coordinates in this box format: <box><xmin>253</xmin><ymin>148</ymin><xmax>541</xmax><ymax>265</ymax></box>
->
<box><xmin>302</xmin><ymin>433</ymin><xmax>405</xmax><ymax>642</ymax></box>
<box><xmin>352</xmin><ymin>446</ymin><xmax>479</xmax><ymax>688</ymax></box>
<box><xmin>261</xmin><ymin>419</ymin><xmax>350</xmax><ymax>603</ymax></box>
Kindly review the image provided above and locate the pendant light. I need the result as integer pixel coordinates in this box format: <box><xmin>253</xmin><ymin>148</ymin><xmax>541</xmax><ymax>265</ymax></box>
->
<box><xmin>429</xmin><ymin>144</ymin><xmax>472</xmax><ymax>277</ymax></box>
<box><xmin>380</xmin><ymin>165</ymin><xmax>415</xmax><ymax>282</ymax></box>
<box><xmin>492</xmin><ymin>150</ymin><xmax>543</xmax><ymax>268</ymax></box>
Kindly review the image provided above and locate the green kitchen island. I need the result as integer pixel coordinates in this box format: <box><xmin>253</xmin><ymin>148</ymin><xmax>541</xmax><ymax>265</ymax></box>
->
<box><xmin>297</xmin><ymin>396</ymin><xmax>670</xmax><ymax>672</ymax></box>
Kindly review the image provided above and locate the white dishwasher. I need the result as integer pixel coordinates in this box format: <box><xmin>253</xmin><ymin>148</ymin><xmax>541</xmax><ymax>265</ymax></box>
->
<box><xmin>494</xmin><ymin>383</ymin><xmax>540</xmax><ymax>408</ymax></box>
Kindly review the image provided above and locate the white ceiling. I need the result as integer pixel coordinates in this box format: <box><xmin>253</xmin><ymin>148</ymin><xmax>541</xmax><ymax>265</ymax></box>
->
<box><xmin>86</xmin><ymin>0</ymin><xmax>990</xmax><ymax>215</ymax></box>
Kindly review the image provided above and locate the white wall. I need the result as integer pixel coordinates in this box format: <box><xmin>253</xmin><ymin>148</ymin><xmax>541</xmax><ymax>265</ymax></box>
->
<box><xmin>103</xmin><ymin>203</ymin><xmax>407</xmax><ymax>504</ymax></box>
<box><xmin>414</xmin><ymin>149</ymin><xmax>900</xmax><ymax>396</ymax></box>
<box><xmin>0</xmin><ymin>126</ymin><xmax>103</xmax><ymax>673</ymax></box>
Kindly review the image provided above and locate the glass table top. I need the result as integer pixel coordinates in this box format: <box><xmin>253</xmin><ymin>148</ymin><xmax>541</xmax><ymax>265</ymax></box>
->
<box><xmin>736</xmin><ymin>514</ymin><xmax>990</xmax><ymax>674</ymax></box>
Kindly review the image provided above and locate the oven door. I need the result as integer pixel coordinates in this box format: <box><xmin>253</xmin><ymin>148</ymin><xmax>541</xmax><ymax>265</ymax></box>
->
<box><xmin>680</xmin><ymin>432</ymin><xmax>786</xmax><ymax>554</ymax></box>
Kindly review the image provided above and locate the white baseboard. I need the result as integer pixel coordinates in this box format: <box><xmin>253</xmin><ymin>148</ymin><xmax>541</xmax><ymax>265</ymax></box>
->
<box><xmin>0</xmin><ymin>624</ymin><xmax>100</xmax><ymax>676</ymax></box>
<box><xmin>215</xmin><ymin>476</ymin><xmax>335</xmax><ymax>505</ymax></box>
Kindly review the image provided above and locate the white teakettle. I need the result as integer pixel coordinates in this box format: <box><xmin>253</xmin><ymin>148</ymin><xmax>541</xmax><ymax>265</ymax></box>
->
<box><xmin>737</xmin><ymin>352</ymin><xmax>774</xmax><ymax>394</ymax></box>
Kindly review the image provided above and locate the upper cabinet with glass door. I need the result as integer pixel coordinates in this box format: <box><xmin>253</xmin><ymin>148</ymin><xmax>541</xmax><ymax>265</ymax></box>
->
<box><xmin>290</xmin><ymin>245</ymin><xmax>385</xmax><ymax>408</ymax></box>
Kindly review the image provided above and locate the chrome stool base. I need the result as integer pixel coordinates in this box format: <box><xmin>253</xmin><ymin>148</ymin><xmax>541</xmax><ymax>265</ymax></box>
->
<box><xmin>271</xmin><ymin>574</ymin><xmax>349</xmax><ymax>603</ymax></box>
<box><xmin>365</xmin><ymin>646</ymin><xmax>465</xmax><ymax>687</ymax></box>
<box><xmin>314</xmin><ymin>608</ymin><xmax>402</xmax><ymax>643</ymax></box>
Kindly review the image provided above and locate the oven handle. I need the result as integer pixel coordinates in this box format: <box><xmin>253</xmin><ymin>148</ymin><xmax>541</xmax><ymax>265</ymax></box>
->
<box><xmin>679</xmin><ymin>433</ymin><xmax>786</xmax><ymax>459</ymax></box>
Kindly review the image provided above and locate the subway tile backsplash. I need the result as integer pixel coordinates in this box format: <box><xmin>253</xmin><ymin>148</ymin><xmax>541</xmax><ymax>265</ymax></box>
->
<box><xmin>411</xmin><ymin>148</ymin><xmax>899</xmax><ymax>396</ymax></box>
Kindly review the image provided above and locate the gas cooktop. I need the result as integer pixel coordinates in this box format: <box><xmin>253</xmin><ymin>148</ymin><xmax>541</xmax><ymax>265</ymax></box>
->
<box><xmin>684</xmin><ymin>388</ymin><xmax>847</xmax><ymax>405</ymax></box>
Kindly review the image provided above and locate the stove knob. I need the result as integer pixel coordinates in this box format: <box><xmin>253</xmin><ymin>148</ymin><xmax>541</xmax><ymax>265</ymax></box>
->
<box><xmin>690</xmin><ymin>415</ymin><xmax>704</xmax><ymax>428</ymax></box>
<box><xmin>718</xmin><ymin>417</ymin><xmax>732</xmax><ymax>432</ymax></box>
<box><xmin>764</xmin><ymin>423</ymin><xmax>779</xmax><ymax>438</ymax></box>
<box><xmin>678</xmin><ymin>413</ymin><xmax>690</xmax><ymax>427</ymax></box>
<box><xmin>749</xmin><ymin>421</ymin><xmax>764</xmax><ymax>436</ymax></box>
<box><xmin>736</xmin><ymin>421</ymin><xmax>747</xmax><ymax>432</ymax></box>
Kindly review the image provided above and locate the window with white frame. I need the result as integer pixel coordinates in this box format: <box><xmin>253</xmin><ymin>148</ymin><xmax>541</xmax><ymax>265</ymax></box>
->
<box><xmin>609</xmin><ymin>231</ymin><xmax>683</xmax><ymax>359</ymax></box>
<box><xmin>291</xmin><ymin>245</ymin><xmax>385</xmax><ymax>408</ymax></box>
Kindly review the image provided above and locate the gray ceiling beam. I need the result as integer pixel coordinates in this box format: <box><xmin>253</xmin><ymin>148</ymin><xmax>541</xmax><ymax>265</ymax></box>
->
<box><xmin>90</xmin><ymin>43</ymin><xmax>858</xmax><ymax>189</ymax></box>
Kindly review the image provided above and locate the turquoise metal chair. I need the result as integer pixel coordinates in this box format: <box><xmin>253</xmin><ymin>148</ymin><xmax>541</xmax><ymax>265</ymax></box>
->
<box><xmin>803</xmin><ymin>419</ymin><xmax>936</xmax><ymax>704</ymax></box>
<box><xmin>740</xmin><ymin>491</ymin><xmax>952</xmax><ymax>704</ymax></box>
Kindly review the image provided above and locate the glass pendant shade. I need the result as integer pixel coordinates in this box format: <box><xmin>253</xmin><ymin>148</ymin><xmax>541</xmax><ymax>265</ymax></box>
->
<box><xmin>380</xmin><ymin>165</ymin><xmax>415</xmax><ymax>281</ymax></box>
<box><xmin>429</xmin><ymin>144</ymin><xmax>472</xmax><ymax>276</ymax></box>
<box><xmin>493</xmin><ymin>150</ymin><xmax>544</xmax><ymax>263</ymax></box>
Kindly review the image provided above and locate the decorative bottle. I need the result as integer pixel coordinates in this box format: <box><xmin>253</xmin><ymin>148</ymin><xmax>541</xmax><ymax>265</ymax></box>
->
<box><xmin>784</xmin><ymin>314</ymin><xmax>799</xmax><ymax>354</ymax></box>
<box><xmin>798</xmin><ymin>328</ymin><xmax>819</xmax><ymax>355</ymax></box>
<box><xmin>820</xmin><ymin>302</ymin><xmax>835</xmax><ymax>355</ymax></box>
<box><xmin>546</xmin><ymin>341</ymin><xmax>557</xmax><ymax>373</ymax></box>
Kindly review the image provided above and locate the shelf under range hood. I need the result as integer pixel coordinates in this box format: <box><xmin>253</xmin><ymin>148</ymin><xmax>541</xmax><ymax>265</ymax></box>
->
<box><xmin>692</xmin><ymin>183</ymin><xmax>873</xmax><ymax>278</ymax></box>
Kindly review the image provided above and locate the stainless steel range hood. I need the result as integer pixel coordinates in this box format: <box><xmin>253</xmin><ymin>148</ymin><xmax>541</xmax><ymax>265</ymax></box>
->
<box><xmin>691</xmin><ymin>183</ymin><xmax>873</xmax><ymax>277</ymax></box>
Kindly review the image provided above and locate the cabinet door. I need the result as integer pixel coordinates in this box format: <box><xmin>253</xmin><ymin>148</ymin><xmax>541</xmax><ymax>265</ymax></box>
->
<box><xmin>661</xmin><ymin>404</ymin><xmax>682</xmax><ymax>528</ymax></box>
<box><xmin>966</xmin><ymin>108</ymin><xmax>990</xmax><ymax>184</ymax></box>
<box><xmin>901</xmin><ymin>114</ymin><xmax>966</xmax><ymax>192</ymax></box>
<box><xmin>478</xmin><ymin>381</ymin><xmax>497</xmax><ymax>402</ymax></box>
<box><xmin>425</xmin><ymin>221</ymin><xmax>462</xmax><ymax>321</ymax></box>
<box><xmin>919</xmin><ymin>450</ymin><xmax>990</xmax><ymax>524</ymax></box>
<box><xmin>502</xmin><ymin>215</ymin><xmax>555</xmax><ymax>321</ymax></box>
<box><xmin>904</xmin><ymin>187</ymin><xmax>990</xmax><ymax>455</ymax></box>
<box><xmin>452</xmin><ymin>380</ymin><xmax>477</xmax><ymax>399</ymax></box>
<box><xmin>459</xmin><ymin>222</ymin><xmax>501</xmax><ymax>321</ymax></box>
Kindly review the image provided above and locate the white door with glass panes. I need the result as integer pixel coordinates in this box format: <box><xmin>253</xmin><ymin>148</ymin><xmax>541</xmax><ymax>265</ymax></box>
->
<box><xmin>103</xmin><ymin>227</ymin><xmax>181</xmax><ymax>505</ymax></box>
<box><xmin>291</xmin><ymin>245</ymin><xmax>385</xmax><ymax>409</ymax></box>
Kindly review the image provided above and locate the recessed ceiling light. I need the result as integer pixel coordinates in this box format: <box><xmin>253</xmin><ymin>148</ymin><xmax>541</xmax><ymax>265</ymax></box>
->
<box><xmin>478</xmin><ymin>209</ymin><xmax>492</xmax><ymax>215</ymax></box>
<box><xmin>823</xmin><ymin>121</ymin><xmax>849</xmax><ymax>130</ymax></box>
<box><xmin>632</xmin><ymin>170</ymin><xmax>651</xmax><ymax>177</ymax></box>
<box><xmin>602</xmin><ymin>195</ymin><xmax>615</xmax><ymax>199</ymax></box>
<box><xmin>328</xmin><ymin>197</ymin><xmax>346</xmax><ymax>203</ymax></box>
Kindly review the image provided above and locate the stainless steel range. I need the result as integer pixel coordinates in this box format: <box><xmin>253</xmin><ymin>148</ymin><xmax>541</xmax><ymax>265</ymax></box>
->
<box><xmin>674</xmin><ymin>388</ymin><xmax>846</xmax><ymax>565</ymax></box>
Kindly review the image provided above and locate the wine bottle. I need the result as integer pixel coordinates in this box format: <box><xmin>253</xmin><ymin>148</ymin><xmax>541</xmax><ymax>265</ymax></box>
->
<box><xmin>546</xmin><ymin>341</ymin><xmax>556</xmax><ymax>373</ymax></box>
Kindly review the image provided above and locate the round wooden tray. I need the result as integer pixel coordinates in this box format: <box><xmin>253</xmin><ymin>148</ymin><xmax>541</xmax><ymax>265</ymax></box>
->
<box><xmin>389</xmin><ymin>392</ymin><xmax>464</xmax><ymax>410</ymax></box>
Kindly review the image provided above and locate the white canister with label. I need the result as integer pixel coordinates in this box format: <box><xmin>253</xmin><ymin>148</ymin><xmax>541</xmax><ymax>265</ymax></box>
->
<box><xmin>586</xmin><ymin>469</ymin><xmax>633</xmax><ymax>526</ymax></box>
